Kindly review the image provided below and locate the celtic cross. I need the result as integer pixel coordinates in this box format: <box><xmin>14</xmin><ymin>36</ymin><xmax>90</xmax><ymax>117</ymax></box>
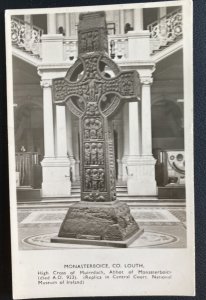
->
<box><xmin>53</xmin><ymin>11</ymin><xmax>139</xmax><ymax>203</ymax></box>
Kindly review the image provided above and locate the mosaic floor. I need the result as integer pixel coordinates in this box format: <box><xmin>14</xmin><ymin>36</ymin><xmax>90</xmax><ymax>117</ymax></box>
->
<box><xmin>18</xmin><ymin>207</ymin><xmax>187</xmax><ymax>250</ymax></box>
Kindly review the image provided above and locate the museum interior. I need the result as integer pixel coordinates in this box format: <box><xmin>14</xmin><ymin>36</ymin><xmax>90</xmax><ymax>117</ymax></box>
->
<box><xmin>11</xmin><ymin>6</ymin><xmax>187</xmax><ymax>249</ymax></box>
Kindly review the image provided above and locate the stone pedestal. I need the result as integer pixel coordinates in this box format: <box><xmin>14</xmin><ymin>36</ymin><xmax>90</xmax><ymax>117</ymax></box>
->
<box><xmin>51</xmin><ymin>200</ymin><xmax>143</xmax><ymax>247</ymax></box>
<box><xmin>127</xmin><ymin>155</ymin><xmax>157</xmax><ymax>195</ymax></box>
<box><xmin>41</xmin><ymin>158</ymin><xmax>71</xmax><ymax>197</ymax></box>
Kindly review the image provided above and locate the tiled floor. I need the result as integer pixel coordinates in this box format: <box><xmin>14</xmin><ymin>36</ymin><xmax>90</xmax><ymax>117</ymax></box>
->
<box><xmin>18</xmin><ymin>206</ymin><xmax>186</xmax><ymax>250</ymax></box>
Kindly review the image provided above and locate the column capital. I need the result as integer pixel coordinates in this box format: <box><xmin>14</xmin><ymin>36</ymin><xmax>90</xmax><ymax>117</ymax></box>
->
<box><xmin>140</xmin><ymin>76</ymin><xmax>153</xmax><ymax>85</ymax></box>
<box><xmin>40</xmin><ymin>79</ymin><xmax>52</xmax><ymax>88</ymax></box>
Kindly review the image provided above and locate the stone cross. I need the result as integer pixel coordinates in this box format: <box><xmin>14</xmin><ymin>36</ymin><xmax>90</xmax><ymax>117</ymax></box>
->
<box><xmin>53</xmin><ymin>11</ymin><xmax>139</xmax><ymax>203</ymax></box>
<box><xmin>52</xmin><ymin>11</ymin><xmax>142</xmax><ymax>246</ymax></box>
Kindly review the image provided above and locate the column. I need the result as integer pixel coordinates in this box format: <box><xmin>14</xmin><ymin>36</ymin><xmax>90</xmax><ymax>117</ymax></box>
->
<box><xmin>66</xmin><ymin>109</ymin><xmax>76</xmax><ymax>181</ymax></box>
<box><xmin>56</xmin><ymin>105</ymin><xmax>67</xmax><ymax>158</ymax></box>
<box><xmin>47</xmin><ymin>14</ymin><xmax>57</xmax><ymax>34</ymax></box>
<box><xmin>122</xmin><ymin>103</ymin><xmax>129</xmax><ymax>181</ymax></box>
<box><xmin>119</xmin><ymin>10</ymin><xmax>125</xmax><ymax>34</ymax></box>
<box><xmin>41</xmin><ymin>80</ymin><xmax>55</xmax><ymax>158</ymax></box>
<box><xmin>126</xmin><ymin>101</ymin><xmax>142</xmax><ymax>195</ymax></box>
<box><xmin>56</xmin><ymin>13</ymin><xmax>66</xmax><ymax>34</ymax></box>
<box><xmin>141</xmin><ymin>76</ymin><xmax>153</xmax><ymax>156</ymax></box>
<box><xmin>128</xmin><ymin>102</ymin><xmax>141</xmax><ymax>156</ymax></box>
<box><xmin>52</xmin><ymin>105</ymin><xmax>71</xmax><ymax>195</ymax></box>
<box><xmin>65</xmin><ymin>14</ymin><xmax>70</xmax><ymax>37</ymax></box>
<box><xmin>133</xmin><ymin>8</ymin><xmax>143</xmax><ymax>31</ymax></box>
<box><xmin>136</xmin><ymin>73</ymin><xmax>157</xmax><ymax>195</ymax></box>
<box><xmin>40</xmin><ymin>79</ymin><xmax>71</xmax><ymax>197</ymax></box>
<box><xmin>40</xmin><ymin>79</ymin><xmax>55</xmax><ymax>197</ymax></box>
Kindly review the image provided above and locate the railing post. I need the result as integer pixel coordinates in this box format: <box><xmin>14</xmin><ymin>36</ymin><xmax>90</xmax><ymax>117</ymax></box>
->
<box><xmin>41</xmin><ymin>33</ymin><xmax>64</xmax><ymax>63</ymax></box>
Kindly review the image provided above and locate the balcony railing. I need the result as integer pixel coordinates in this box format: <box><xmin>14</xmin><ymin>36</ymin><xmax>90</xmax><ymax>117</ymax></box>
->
<box><xmin>11</xmin><ymin>17</ymin><xmax>43</xmax><ymax>57</ymax></box>
<box><xmin>63</xmin><ymin>35</ymin><xmax>128</xmax><ymax>63</ymax></box>
<box><xmin>147</xmin><ymin>8</ymin><xmax>182</xmax><ymax>53</ymax></box>
<box><xmin>108</xmin><ymin>35</ymin><xmax>128</xmax><ymax>61</ymax></box>
<box><xmin>11</xmin><ymin>9</ymin><xmax>183</xmax><ymax>63</ymax></box>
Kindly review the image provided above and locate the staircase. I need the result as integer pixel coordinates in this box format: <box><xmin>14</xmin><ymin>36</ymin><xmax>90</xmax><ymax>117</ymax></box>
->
<box><xmin>17</xmin><ymin>182</ymin><xmax>185</xmax><ymax>209</ymax></box>
<box><xmin>11</xmin><ymin>16</ymin><xmax>43</xmax><ymax>65</ymax></box>
<box><xmin>148</xmin><ymin>8</ymin><xmax>183</xmax><ymax>61</ymax></box>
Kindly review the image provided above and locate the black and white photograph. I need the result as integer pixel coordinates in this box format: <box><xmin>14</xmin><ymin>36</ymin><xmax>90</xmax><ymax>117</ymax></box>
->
<box><xmin>5</xmin><ymin>0</ymin><xmax>195</xmax><ymax>298</ymax></box>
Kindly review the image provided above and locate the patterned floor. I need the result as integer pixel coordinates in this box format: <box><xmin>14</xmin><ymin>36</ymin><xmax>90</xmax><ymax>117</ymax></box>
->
<box><xmin>18</xmin><ymin>207</ymin><xmax>187</xmax><ymax>250</ymax></box>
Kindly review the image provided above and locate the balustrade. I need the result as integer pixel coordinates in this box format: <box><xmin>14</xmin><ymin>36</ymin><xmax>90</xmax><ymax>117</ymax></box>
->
<box><xmin>63</xmin><ymin>39</ymin><xmax>78</xmax><ymax>62</ymax></box>
<box><xmin>11</xmin><ymin>9</ymin><xmax>183</xmax><ymax>63</ymax></box>
<box><xmin>108</xmin><ymin>35</ymin><xmax>128</xmax><ymax>61</ymax></box>
<box><xmin>147</xmin><ymin>8</ymin><xmax>182</xmax><ymax>53</ymax></box>
<box><xmin>11</xmin><ymin>17</ymin><xmax>43</xmax><ymax>57</ymax></box>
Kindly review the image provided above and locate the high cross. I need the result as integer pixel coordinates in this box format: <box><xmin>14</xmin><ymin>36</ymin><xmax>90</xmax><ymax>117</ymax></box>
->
<box><xmin>53</xmin><ymin>11</ymin><xmax>139</xmax><ymax>203</ymax></box>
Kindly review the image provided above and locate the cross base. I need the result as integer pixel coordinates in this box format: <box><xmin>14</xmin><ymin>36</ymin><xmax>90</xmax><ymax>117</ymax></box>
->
<box><xmin>51</xmin><ymin>229</ymin><xmax>144</xmax><ymax>248</ymax></box>
<box><xmin>51</xmin><ymin>200</ymin><xmax>143</xmax><ymax>247</ymax></box>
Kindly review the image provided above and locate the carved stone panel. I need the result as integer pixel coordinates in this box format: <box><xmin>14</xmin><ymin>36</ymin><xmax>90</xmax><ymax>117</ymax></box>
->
<box><xmin>53</xmin><ymin>13</ymin><xmax>139</xmax><ymax>203</ymax></box>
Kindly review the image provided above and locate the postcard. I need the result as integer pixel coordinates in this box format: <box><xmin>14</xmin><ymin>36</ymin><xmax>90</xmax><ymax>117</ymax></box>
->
<box><xmin>5</xmin><ymin>0</ymin><xmax>195</xmax><ymax>298</ymax></box>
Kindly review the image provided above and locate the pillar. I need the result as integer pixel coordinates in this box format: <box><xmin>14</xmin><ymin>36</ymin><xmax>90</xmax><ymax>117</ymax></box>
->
<box><xmin>40</xmin><ymin>79</ymin><xmax>71</xmax><ymax>197</ymax></box>
<box><xmin>40</xmin><ymin>79</ymin><xmax>55</xmax><ymax>196</ymax></box>
<box><xmin>47</xmin><ymin>14</ymin><xmax>57</xmax><ymax>34</ymax></box>
<box><xmin>122</xmin><ymin>103</ymin><xmax>129</xmax><ymax>181</ymax></box>
<box><xmin>119</xmin><ymin>10</ymin><xmax>125</xmax><ymax>34</ymax></box>
<box><xmin>126</xmin><ymin>101</ymin><xmax>142</xmax><ymax>195</ymax></box>
<box><xmin>66</xmin><ymin>109</ymin><xmax>76</xmax><ymax>181</ymax></box>
<box><xmin>141</xmin><ymin>75</ymin><xmax>153</xmax><ymax>156</ymax></box>
<box><xmin>56</xmin><ymin>13</ymin><xmax>66</xmax><ymax>34</ymax></box>
<box><xmin>136</xmin><ymin>73</ymin><xmax>157</xmax><ymax>195</ymax></box>
<box><xmin>56</xmin><ymin>105</ymin><xmax>68</xmax><ymax>158</ymax></box>
<box><xmin>41</xmin><ymin>80</ymin><xmax>55</xmax><ymax>158</ymax></box>
<box><xmin>65</xmin><ymin>14</ymin><xmax>70</xmax><ymax>37</ymax></box>
<box><xmin>133</xmin><ymin>8</ymin><xmax>143</xmax><ymax>31</ymax></box>
<box><xmin>53</xmin><ymin>105</ymin><xmax>71</xmax><ymax>195</ymax></box>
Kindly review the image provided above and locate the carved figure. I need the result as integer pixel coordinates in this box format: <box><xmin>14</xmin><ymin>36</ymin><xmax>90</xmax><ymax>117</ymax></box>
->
<box><xmin>89</xmin><ymin>129</ymin><xmax>95</xmax><ymax>139</ymax></box>
<box><xmin>97</xmin><ymin>143</ymin><xmax>104</xmax><ymax>165</ymax></box>
<box><xmin>84</xmin><ymin>143</ymin><xmax>90</xmax><ymax>165</ymax></box>
<box><xmin>84</xmin><ymin>129</ymin><xmax>90</xmax><ymax>139</ymax></box>
<box><xmin>97</xmin><ymin>128</ymin><xmax>103</xmax><ymax>139</ymax></box>
<box><xmin>85</xmin><ymin>169</ymin><xmax>91</xmax><ymax>190</ymax></box>
<box><xmin>99</xmin><ymin>168</ymin><xmax>105</xmax><ymax>189</ymax></box>
<box><xmin>91</xmin><ymin>143</ymin><xmax>97</xmax><ymax>164</ymax></box>
<box><xmin>91</xmin><ymin>169</ymin><xmax>98</xmax><ymax>189</ymax></box>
